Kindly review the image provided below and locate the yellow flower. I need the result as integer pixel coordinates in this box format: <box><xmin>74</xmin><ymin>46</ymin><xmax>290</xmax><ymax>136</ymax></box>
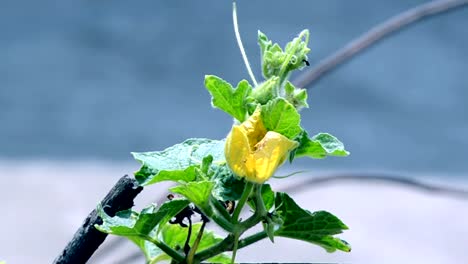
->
<box><xmin>224</xmin><ymin>108</ymin><xmax>299</xmax><ymax>183</ymax></box>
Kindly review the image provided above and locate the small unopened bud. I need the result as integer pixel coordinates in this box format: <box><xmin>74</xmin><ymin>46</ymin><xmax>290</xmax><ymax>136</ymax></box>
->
<box><xmin>251</xmin><ymin>76</ymin><xmax>279</xmax><ymax>104</ymax></box>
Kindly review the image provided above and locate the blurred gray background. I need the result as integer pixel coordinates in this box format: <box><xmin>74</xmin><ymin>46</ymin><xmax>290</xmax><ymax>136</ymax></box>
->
<box><xmin>1</xmin><ymin>0</ymin><xmax>468</xmax><ymax>263</ymax></box>
<box><xmin>1</xmin><ymin>0</ymin><xmax>467</xmax><ymax>173</ymax></box>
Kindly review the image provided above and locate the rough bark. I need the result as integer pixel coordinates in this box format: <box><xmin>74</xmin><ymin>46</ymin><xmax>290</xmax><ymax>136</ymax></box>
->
<box><xmin>53</xmin><ymin>175</ymin><xmax>143</xmax><ymax>264</ymax></box>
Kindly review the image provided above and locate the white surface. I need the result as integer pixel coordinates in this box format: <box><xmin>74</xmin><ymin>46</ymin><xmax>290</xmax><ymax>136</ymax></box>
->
<box><xmin>1</xmin><ymin>161</ymin><xmax>467</xmax><ymax>264</ymax></box>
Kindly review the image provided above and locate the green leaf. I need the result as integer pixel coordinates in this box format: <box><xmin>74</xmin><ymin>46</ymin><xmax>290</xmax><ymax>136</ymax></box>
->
<box><xmin>248</xmin><ymin>183</ymin><xmax>274</xmax><ymax>211</ymax></box>
<box><xmin>260</xmin><ymin>184</ymin><xmax>275</xmax><ymax>211</ymax></box>
<box><xmin>261</xmin><ymin>98</ymin><xmax>302</xmax><ymax>139</ymax></box>
<box><xmin>132</xmin><ymin>138</ymin><xmax>225</xmax><ymax>186</ymax></box>
<box><xmin>247</xmin><ymin>184</ymin><xmax>277</xmax><ymax>242</ymax></box>
<box><xmin>96</xmin><ymin>199</ymin><xmax>189</xmax><ymax>236</ymax></box>
<box><xmin>95</xmin><ymin>207</ymin><xmax>157</xmax><ymax>260</ymax></box>
<box><xmin>95</xmin><ymin>199</ymin><xmax>190</xmax><ymax>261</ymax></box>
<box><xmin>211</xmin><ymin>164</ymin><xmax>246</xmax><ymax>201</ymax></box>
<box><xmin>294</xmin><ymin>131</ymin><xmax>349</xmax><ymax>159</ymax></box>
<box><xmin>170</xmin><ymin>181</ymin><xmax>214</xmax><ymax>212</ymax></box>
<box><xmin>206</xmin><ymin>253</ymin><xmax>232</xmax><ymax>264</ymax></box>
<box><xmin>205</xmin><ymin>75</ymin><xmax>252</xmax><ymax>122</ymax></box>
<box><xmin>263</xmin><ymin>221</ymin><xmax>276</xmax><ymax>243</ymax></box>
<box><xmin>284</xmin><ymin>80</ymin><xmax>295</xmax><ymax>95</ymax></box>
<box><xmin>160</xmin><ymin>222</ymin><xmax>231</xmax><ymax>263</ymax></box>
<box><xmin>316</xmin><ymin>236</ymin><xmax>352</xmax><ymax>253</ymax></box>
<box><xmin>95</xmin><ymin>207</ymin><xmax>139</xmax><ymax>236</ymax></box>
<box><xmin>131</xmin><ymin>239</ymin><xmax>168</xmax><ymax>262</ymax></box>
<box><xmin>258</xmin><ymin>31</ymin><xmax>279</xmax><ymax>79</ymax></box>
<box><xmin>201</xmin><ymin>155</ymin><xmax>213</xmax><ymax>176</ymax></box>
<box><xmin>258</xmin><ymin>30</ymin><xmax>272</xmax><ymax>57</ymax></box>
<box><xmin>274</xmin><ymin>192</ymin><xmax>350</xmax><ymax>253</ymax></box>
<box><xmin>284</xmin><ymin>81</ymin><xmax>309</xmax><ymax>110</ymax></box>
<box><xmin>151</xmin><ymin>199</ymin><xmax>191</xmax><ymax>232</ymax></box>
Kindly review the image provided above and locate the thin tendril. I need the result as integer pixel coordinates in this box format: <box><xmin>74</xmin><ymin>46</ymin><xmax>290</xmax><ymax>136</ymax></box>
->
<box><xmin>233</xmin><ymin>2</ymin><xmax>258</xmax><ymax>86</ymax></box>
<box><xmin>272</xmin><ymin>170</ymin><xmax>309</xmax><ymax>179</ymax></box>
<box><xmin>184</xmin><ymin>217</ymin><xmax>193</xmax><ymax>257</ymax></box>
<box><xmin>187</xmin><ymin>220</ymin><xmax>206</xmax><ymax>264</ymax></box>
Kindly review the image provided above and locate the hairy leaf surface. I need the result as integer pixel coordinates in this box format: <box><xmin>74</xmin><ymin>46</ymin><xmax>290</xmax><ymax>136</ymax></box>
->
<box><xmin>132</xmin><ymin>138</ymin><xmax>224</xmax><ymax>186</ymax></box>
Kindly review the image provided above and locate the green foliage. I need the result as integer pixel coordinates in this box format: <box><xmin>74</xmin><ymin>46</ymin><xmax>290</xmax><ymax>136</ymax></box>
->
<box><xmin>205</xmin><ymin>75</ymin><xmax>252</xmax><ymax>122</ymax></box>
<box><xmin>98</xmin><ymin>7</ymin><xmax>350</xmax><ymax>263</ymax></box>
<box><xmin>170</xmin><ymin>181</ymin><xmax>214</xmax><ymax>212</ymax></box>
<box><xmin>284</xmin><ymin>81</ymin><xmax>309</xmax><ymax>110</ymax></box>
<box><xmin>132</xmin><ymin>138</ymin><xmax>224</xmax><ymax>186</ymax></box>
<box><xmin>292</xmin><ymin>131</ymin><xmax>350</xmax><ymax>160</ymax></box>
<box><xmin>96</xmin><ymin>200</ymin><xmax>189</xmax><ymax>236</ymax></box>
<box><xmin>210</xmin><ymin>164</ymin><xmax>246</xmax><ymax>201</ymax></box>
<box><xmin>251</xmin><ymin>76</ymin><xmax>279</xmax><ymax>104</ymax></box>
<box><xmin>261</xmin><ymin>98</ymin><xmax>302</xmax><ymax>139</ymax></box>
<box><xmin>95</xmin><ymin>200</ymin><xmax>190</xmax><ymax>262</ymax></box>
<box><xmin>258</xmin><ymin>30</ymin><xmax>310</xmax><ymax>80</ymax></box>
<box><xmin>248</xmin><ymin>183</ymin><xmax>275</xmax><ymax>211</ymax></box>
<box><xmin>274</xmin><ymin>192</ymin><xmax>351</xmax><ymax>253</ymax></box>
<box><xmin>161</xmin><ymin>223</ymin><xmax>231</xmax><ymax>263</ymax></box>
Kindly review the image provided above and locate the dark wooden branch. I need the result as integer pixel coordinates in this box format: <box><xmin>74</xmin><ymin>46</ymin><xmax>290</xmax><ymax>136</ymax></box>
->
<box><xmin>53</xmin><ymin>175</ymin><xmax>143</xmax><ymax>264</ymax></box>
<box><xmin>293</xmin><ymin>0</ymin><xmax>468</xmax><ymax>88</ymax></box>
<box><xmin>89</xmin><ymin>188</ymin><xmax>171</xmax><ymax>263</ymax></box>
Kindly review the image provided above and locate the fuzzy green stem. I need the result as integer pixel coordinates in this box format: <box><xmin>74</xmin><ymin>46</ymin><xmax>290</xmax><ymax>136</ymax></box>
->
<box><xmin>231</xmin><ymin>181</ymin><xmax>253</xmax><ymax>264</ymax></box>
<box><xmin>210</xmin><ymin>196</ymin><xmax>232</xmax><ymax>221</ymax></box>
<box><xmin>193</xmin><ymin>184</ymin><xmax>268</xmax><ymax>263</ymax></box>
<box><xmin>237</xmin><ymin>231</ymin><xmax>268</xmax><ymax>249</ymax></box>
<box><xmin>254</xmin><ymin>184</ymin><xmax>267</xmax><ymax>216</ymax></box>
<box><xmin>194</xmin><ymin>234</ymin><xmax>235</xmax><ymax>262</ymax></box>
<box><xmin>233</xmin><ymin>2</ymin><xmax>258</xmax><ymax>86</ymax></box>
<box><xmin>240</xmin><ymin>184</ymin><xmax>267</xmax><ymax>229</ymax></box>
<box><xmin>187</xmin><ymin>220</ymin><xmax>207</xmax><ymax>264</ymax></box>
<box><xmin>230</xmin><ymin>232</ymin><xmax>241</xmax><ymax>264</ymax></box>
<box><xmin>232</xmin><ymin>181</ymin><xmax>254</xmax><ymax>223</ymax></box>
<box><xmin>205</xmin><ymin>204</ymin><xmax>235</xmax><ymax>232</ymax></box>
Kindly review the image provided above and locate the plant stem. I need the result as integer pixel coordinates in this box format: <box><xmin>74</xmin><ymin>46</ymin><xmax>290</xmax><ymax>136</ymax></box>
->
<box><xmin>231</xmin><ymin>181</ymin><xmax>253</xmax><ymax>223</ymax></box>
<box><xmin>142</xmin><ymin>234</ymin><xmax>185</xmax><ymax>263</ymax></box>
<box><xmin>240</xmin><ymin>184</ymin><xmax>267</xmax><ymax>230</ymax></box>
<box><xmin>209</xmin><ymin>209</ymin><xmax>235</xmax><ymax>232</ymax></box>
<box><xmin>194</xmin><ymin>234</ymin><xmax>235</xmax><ymax>262</ymax></box>
<box><xmin>201</xmin><ymin>201</ymin><xmax>234</xmax><ymax>232</ymax></box>
<box><xmin>187</xmin><ymin>220</ymin><xmax>207</xmax><ymax>264</ymax></box>
<box><xmin>210</xmin><ymin>196</ymin><xmax>232</xmax><ymax>221</ymax></box>
<box><xmin>183</xmin><ymin>217</ymin><xmax>193</xmax><ymax>256</ymax></box>
<box><xmin>253</xmin><ymin>184</ymin><xmax>267</xmax><ymax>217</ymax></box>
<box><xmin>194</xmin><ymin>184</ymin><xmax>268</xmax><ymax>263</ymax></box>
<box><xmin>233</xmin><ymin>2</ymin><xmax>258</xmax><ymax>86</ymax></box>
<box><xmin>237</xmin><ymin>231</ymin><xmax>268</xmax><ymax>249</ymax></box>
<box><xmin>231</xmin><ymin>182</ymin><xmax>256</xmax><ymax>264</ymax></box>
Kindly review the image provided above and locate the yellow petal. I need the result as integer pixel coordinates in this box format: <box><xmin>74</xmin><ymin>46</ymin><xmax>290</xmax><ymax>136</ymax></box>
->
<box><xmin>225</xmin><ymin>125</ymin><xmax>254</xmax><ymax>178</ymax></box>
<box><xmin>249</xmin><ymin>131</ymin><xmax>299</xmax><ymax>183</ymax></box>
<box><xmin>239</xmin><ymin>107</ymin><xmax>267</xmax><ymax>149</ymax></box>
